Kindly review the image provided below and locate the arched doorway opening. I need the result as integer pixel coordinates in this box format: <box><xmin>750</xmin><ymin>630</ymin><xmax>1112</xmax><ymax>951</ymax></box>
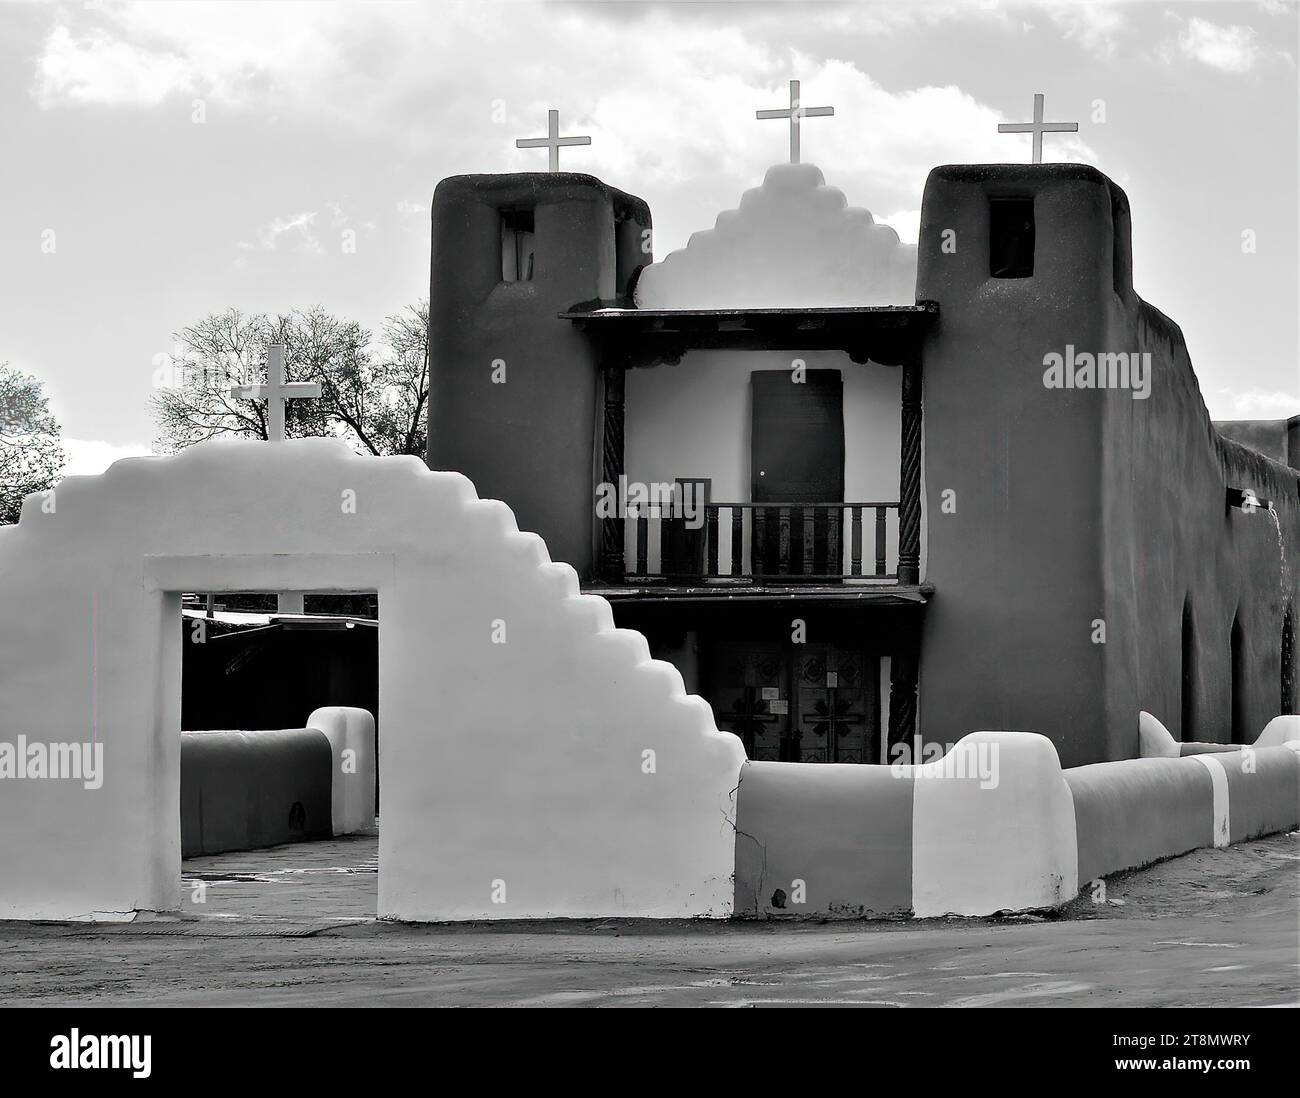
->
<box><xmin>1180</xmin><ymin>597</ymin><xmax>1196</xmax><ymax>741</ymax></box>
<box><xmin>1230</xmin><ymin>613</ymin><xmax>1248</xmax><ymax>744</ymax></box>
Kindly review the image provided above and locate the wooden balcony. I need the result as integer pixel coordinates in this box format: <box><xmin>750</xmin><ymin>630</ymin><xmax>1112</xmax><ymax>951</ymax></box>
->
<box><xmin>624</xmin><ymin>501</ymin><xmax>900</xmax><ymax>584</ymax></box>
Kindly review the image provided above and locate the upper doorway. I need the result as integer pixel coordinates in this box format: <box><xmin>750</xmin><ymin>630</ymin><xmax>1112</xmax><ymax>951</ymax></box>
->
<box><xmin>750</xmin><ymin>369</ymin><xmax>845</xmax><ymax>577</ymax></box>
<box><xmin>751</xmin><ymin>368</ymin><xmax>845</xmax><ymax>503</ymax></box>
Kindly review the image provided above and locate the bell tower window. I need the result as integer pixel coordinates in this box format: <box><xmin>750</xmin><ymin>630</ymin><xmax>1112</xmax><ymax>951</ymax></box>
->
<box><xmin>989</xmin><ymin>196</ymin><xmax>1035</xmax><ymax>279</ymax></box>
<box><xmin>501</xmin><ymin>209</ymin><xmax>535</xmax><ymax>282</ymax></box>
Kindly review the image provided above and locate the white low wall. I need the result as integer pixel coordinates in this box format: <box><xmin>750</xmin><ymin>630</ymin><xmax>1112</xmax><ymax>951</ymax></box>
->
<box><xmin>307</xmin><ymin>706</ymin><xmax>377</xmax><ymax>836</ymax></box>
<box><xmin>1257</xmin><ymin>715</ymin><xmax>1300</xmax><ymax>748</ymax></box>
<box><xmin>734</xmin><ymin>731</ymin><xmax>1080</xmax><ymax>918</ymax></box>
<box><xmin>909</xmin><ymin>731</ymin><xmax>1079</xmax><ymax>917</ymax></box>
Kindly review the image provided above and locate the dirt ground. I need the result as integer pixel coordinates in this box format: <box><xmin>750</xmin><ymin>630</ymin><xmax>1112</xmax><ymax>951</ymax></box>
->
<box><xmin>0</xmin><ymin>829</ymin><xmax>1295</xmax><ymax>1007</ymax></box>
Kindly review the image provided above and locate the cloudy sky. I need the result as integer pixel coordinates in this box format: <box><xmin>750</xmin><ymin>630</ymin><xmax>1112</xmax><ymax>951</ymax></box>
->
<box><xmin>0</xmin><ymin>0</ymin><xmax>1295</xmax><ymax>471</ymax></box>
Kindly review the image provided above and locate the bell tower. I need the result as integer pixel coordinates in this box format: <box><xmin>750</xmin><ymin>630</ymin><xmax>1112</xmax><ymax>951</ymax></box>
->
<box><xmin>913</xmin><ymin>163</ymin><xmax>1133</xmax><ymax>765</ymax></box>
<box><xmin>427</xmin><ymin>173</ymin><xmax>651</xmax><ymax>576</ymax></box>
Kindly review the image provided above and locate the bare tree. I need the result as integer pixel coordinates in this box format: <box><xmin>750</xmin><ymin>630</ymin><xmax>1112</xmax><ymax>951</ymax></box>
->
<box><xmin>150</xmin><ymin>304</ymin><xmax>429</xmax><ymax>457</ymax></box>
<box><xmin>0</xmin><ymin>364</ymin><xmax>66</xmax><ymax>524</ymax></box>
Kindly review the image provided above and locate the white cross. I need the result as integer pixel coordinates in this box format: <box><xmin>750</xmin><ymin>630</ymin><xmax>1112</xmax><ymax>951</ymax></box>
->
<box><xmin>515</xmin><ymin>109</ymin><xmax>591</xmax><ymax>172</ymax></box>
<box><xmin>756</xmin><ymin>79</ymin><xmax>834</xmax><ymax>165</ymax></box>
<box><xmin>997</xmin><ymin>93</ymin><xmax>1079</xmax><ymax>164</ymax></box>
<box><xmin>230</xmin><ymin>343</ymin><xmax>321</xmax><ymax>442</ymax></box>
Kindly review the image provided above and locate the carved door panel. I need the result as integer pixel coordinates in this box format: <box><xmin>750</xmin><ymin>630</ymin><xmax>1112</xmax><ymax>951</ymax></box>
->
<box><xmin>794</xmin><ymin>646</ymin><xmax>877</xmax><ymax>764</ymax></box>
<box><xmin>706</xmin><ymin>642</ymin><xmax>790</xmax><ymax>762</ymax></box>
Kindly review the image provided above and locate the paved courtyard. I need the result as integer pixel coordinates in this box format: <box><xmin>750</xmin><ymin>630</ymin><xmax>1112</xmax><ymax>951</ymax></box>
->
<box><xmin>0</xmin><ymin>828</ymin><xmax>1295</xmax><ymax>1007</ymax></box>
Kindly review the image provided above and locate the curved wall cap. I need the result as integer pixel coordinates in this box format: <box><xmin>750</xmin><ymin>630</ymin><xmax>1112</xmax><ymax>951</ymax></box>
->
<box><xmin>1256</xmin><ymin>714</ymin><xmax>1300</xmax><ymax>748</ymax></box>
<box><xmin>911</xmin><ymin>730</ymin><xmax>1079</xmax><ymax>917</ymax></box>
<box><xmin>1139</xmin><ymin>710</ymin><xmax>1180</xmax><ymax>758</ymax></box>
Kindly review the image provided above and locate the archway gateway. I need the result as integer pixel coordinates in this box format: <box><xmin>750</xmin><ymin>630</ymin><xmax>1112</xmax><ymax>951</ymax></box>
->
<box><xmin>0</xmin><ymin>438</ymin><xmax>744</xmax><ymax>922</ymax></box>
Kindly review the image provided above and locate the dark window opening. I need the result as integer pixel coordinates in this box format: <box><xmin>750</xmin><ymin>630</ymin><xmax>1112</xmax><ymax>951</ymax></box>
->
<box><xmin>989</xmin><ymin>196</ymin><xmax>1035</xmax><ymax>278</ymax></box>
<box><xmin>1230</xmin><ymin>614</ymin><xmax>1249</xmax><ymax>744</ymax></box>
<box><xmin>1110</xmin><ymin>190</ymin><xmax>1126</xmax><ymax>296</ymax></box>
<box><xmin>500</xmin><ymin>209</ymin><xmax>535</xmax><ymax>282</ymax></box>
<box><xmin>1180</xmin><ymin>599</ymin><xmax>1196</xmax><ymax>741</ymax></box>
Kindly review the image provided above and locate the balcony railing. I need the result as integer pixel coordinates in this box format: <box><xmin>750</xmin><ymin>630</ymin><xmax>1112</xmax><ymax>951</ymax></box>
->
<box><xmin>625</xmin><ymin>502</ymin><xmax>900</xmax><ymax>583</ymax></box>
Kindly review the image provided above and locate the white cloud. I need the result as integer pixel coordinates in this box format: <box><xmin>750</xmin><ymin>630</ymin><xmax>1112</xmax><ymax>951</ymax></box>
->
<box><xmin>36</xmin><ymin>24</ymin><xmax>195</xmax><ymax>107</ymax></box>
<box><xmin>239</xmin><ymin>211</ymin><xmax>322</xmax><ymax>254</ymax></box>
<box><xmin>61</xmin><ymin>438</ymin><xmax>154</xmax><ymax>477</ymax></box>
<box><xmin>36</xmin><ymin>2</ymin><xmax>343</xmax><ymax>111</ymax></box>
<box><xmin>1042</xmin><ymin>2</ymin><xmax>1126</xmax><ymax>59</ymax></box>
<box><xmin>29</xmin><ymin>2</ymin><xmax>1094</xmax><ymax>209</ymax></box>
<box><xmin>1176</xmin><ymin>18</ymin><xmax>1261</xmax><ymax>73</ymax></box>
<box><xmin>1210</xmin><ymin>387</ymin><xmax>1299</xmax><ymax>420</ymax></box>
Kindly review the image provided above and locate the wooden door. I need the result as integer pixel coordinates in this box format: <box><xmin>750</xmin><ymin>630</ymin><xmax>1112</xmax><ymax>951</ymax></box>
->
<box><xmin>750</xmin><ymin>370</ymin><xmax>844</xmax><ymax>577</ymax></box>
<box><xmin>793</xmin><ymin>645</ymin><xmax>879</xmax><ymax>763</ymax></box>
<box><xmin>704</xmin><ymin>641</ymin><xmax>791</xmax><ymax>761</ymax></box>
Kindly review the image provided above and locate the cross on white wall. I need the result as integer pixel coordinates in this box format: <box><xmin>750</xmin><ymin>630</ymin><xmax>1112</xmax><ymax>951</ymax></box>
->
<box><xmin>228</xmin><ymin>343</ymin><xmax>323</xmax><ymax>614</ymax></box>
<box><xmin>997</xmin><ymin>93</ymin><xmax>1079</xmax><ymax>164</ymax></box>
<box><xmin>229</xmin><ymin>343</ymin><xmax>322</xmax><ymax>442</ymax></box>
<box><xmin>515</xmin><ymin>109</ymin><xmax>592</xmax><ymax>172</ymax></box>
<box><xmin>756</xmin><ymin>79</ymin><xmax>834</xmax><ymax>165</ymax></box>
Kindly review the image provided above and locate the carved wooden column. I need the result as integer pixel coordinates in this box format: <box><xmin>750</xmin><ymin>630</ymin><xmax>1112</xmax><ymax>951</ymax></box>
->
<box><xmin>886</xmin><ymin>624</ymin><xmax>920</xmax><ymax>756</ymax></box>
<box><xmin>897</xmin><ymin>355</ymin><xmax>922</xmax><ymax>586</ymax></box>
<box><xmin>600</xmin><ymin>363</ymin><xmax>625</xmax><ymax>583</ymax></box>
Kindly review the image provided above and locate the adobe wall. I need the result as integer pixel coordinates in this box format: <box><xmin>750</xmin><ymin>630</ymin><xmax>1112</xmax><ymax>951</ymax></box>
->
<box><xmin>734</xmin><ymin>731</ymin><xmax>1079</xmax><ymax>917</ymax></box>
<box><xmin>1098</xmin><ymin>292</ymin><xmax>1299</xmax><ymax>752</ymax></box>
<box><xmin>915</xmin><ymin>165</ymin><xmax>1114</xmax><ymax>767</ymax></box>
<box><xmin>1215</xmin><ymin>417</ymin><xmax>1299</xmax><ymax>469</ymax></box>
<box><xmin>0</xmin><ymin>438</ymin><xmax>744</xmax><ymax>921</ymax></box>
<box><xmin>916</xmin><ymin>164</ymin><xmax>1298</xmax><ymax>765</ymax></box>
<box><xmin>733</xmin><ymin>728</ymin><xmax>1298</xmax><ymax>918</ymax></box>
<box><xmin>307</xmin><ymin>706</ymin><xmax>376</xmax><ymax>836</ymax></box>
<box><xmin>1067</xmin><ymin>745</ymin><xmax>1300</xmax><ymax>885</ymax></box>
<box><xmin>180</xmin><ymin>729</ymin><xmax>334</xmax><ymax>857</ymax></box>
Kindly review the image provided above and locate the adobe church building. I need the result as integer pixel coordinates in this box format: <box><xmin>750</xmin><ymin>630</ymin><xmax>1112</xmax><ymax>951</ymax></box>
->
<box><xmin>429</xmin><ymin>160</ymin><xmax>1299</xmax><ymax>769</ymax></box>
<box><xmin>1</xmin><ymin>152</ymin><xmax>1297</xmax><ymax>924</ymax></box>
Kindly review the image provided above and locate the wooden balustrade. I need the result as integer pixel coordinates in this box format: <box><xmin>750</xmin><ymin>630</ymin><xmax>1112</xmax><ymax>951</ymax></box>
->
<box><xmin>628</xmin><ymin>501</ymin><xmax>900</xmax><ymax>582</ymax></box>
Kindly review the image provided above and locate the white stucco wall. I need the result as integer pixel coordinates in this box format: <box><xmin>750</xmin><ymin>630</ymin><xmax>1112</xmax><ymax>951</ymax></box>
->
<box><xmin>307</xmin><ymin>706</ymin><xmax>377</xmax><ymax>836</ymax></box>
<box><xmin>0</xmin><ymin>438</ymin><xmax>745</xmax><ymax>922</ymax></box>
<box><xmin>623</xmin><ymin>349</ymin><xmax>902</xmax><ymax>573</ymax></box>
<box><xmin>910</xmin><ymin>731</ymin><xmax>1079</xmax><ymax>916</ymax></box>
<box><xmin>634</xmin><ymin>163</ymin><xmax>917</xmax><ymax>310</ymax></box>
